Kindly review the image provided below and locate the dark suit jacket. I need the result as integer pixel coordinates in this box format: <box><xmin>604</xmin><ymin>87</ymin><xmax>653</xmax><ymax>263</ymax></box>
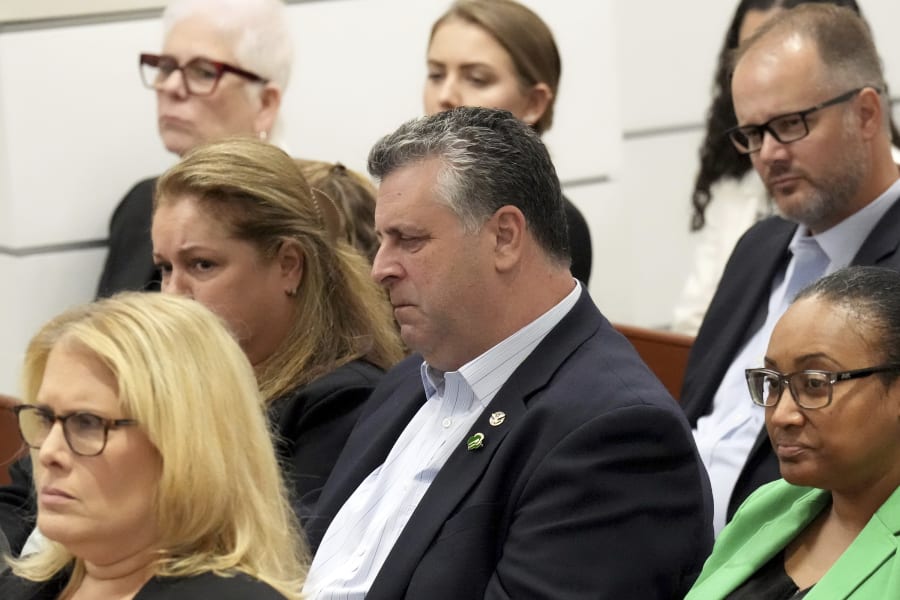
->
<box><xmin>307</xmin><ymin>289</ymin><xmax>713</xmax><ymax>599</ymax></box>
<box><xmin>0</xmin><ymin>569</ymin><xmax>286</xmax><ymax>599</ymax></box>
<box><xmin>96</xmin><ymin>177</ymin><xmax>159</xmax><ymax>298</ymax></box>
<box><xmin>681</xmin><ymin>201</ymin><xmax>900</xmax><ymax>519</ymax></box>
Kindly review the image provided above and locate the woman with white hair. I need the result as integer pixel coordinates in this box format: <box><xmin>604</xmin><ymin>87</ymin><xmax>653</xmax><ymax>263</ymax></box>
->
<box><xmin>97</xmin><ymin>0</ymin><xmax>294</xmax><ymax>297</ymax></box>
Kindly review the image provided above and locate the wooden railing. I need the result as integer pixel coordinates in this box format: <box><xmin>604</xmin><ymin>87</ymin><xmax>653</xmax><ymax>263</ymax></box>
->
<box><xmin>0</xmin><ymin>396</ymin><xmax>25</xmax><ymax>485</ymax></box>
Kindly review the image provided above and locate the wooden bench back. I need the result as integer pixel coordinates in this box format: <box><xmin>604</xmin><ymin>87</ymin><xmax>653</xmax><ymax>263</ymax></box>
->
<box><xmin>0</xmin><ymin>406</ymin><xmax>25</xmax><ymax>485</ymax></box>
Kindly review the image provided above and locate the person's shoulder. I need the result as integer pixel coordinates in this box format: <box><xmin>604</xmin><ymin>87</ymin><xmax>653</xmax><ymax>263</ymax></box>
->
<box><xmin>269</xmin><ymin>361</ymin><xmax>385</xmax><ymax>429</ymax></box>
<box><xmin>140</xmin><ymin>571</ymin><xmax>286</xmax><ymax>599</ymax></box>
<box><xmin>119</xmin><ymin>176</ymin><xmax>157</xmax><ymax>205</ymax></box>
<box><xmin>318</xmin><ymin>359</ymin><xmax>385</xmax><ymax>389</ymax></box>
<box><xmin>562</xmin><ymin>195</ymin><xmax>589</xmax><ymax>230</ymax></box>
<box><xmin>108</xmin><ymin>176</ymin><xmax>158</xmax><ymax>225</ymax></box>
<box><xmin>305</xmin><ymin>360</ymin><xmax>384</xmax><ymax>394</ymax></box>
<box><xmin>0</xmin><ymin>570</ymin><xmax>66</xmax><ymax>600</ymax></box>
<box><xmin>736</xmin><ymin>479</ymin><xmax>817</xmax><ymax>512</ymax></box>
<box><xmin>381</xmin><ymin>353</ymin><xmax>424</xmax><ymax>384</ymax></box>
<box><xmin>724</xmin><ymin>480</ymin><xmax>821</xmax><ymax>539</ymax></box>
<box><xmin>525</xmin><ymin>313</ymin><xmax>683</xmax><ymax>424</ymax></box>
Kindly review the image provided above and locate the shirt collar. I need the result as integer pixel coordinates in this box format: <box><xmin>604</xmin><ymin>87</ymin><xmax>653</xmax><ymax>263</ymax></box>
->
<box><xmin>420</xmin><ymin>280</ymin><xmax>581</xmax><ymax>407</ymax></box>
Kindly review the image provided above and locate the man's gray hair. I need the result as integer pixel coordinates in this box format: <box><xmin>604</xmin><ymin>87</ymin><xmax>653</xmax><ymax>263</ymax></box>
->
<box><xmin>368</xmin><ymin>107</ymin><xmax>570</xmax><ymax>264</ymax></box>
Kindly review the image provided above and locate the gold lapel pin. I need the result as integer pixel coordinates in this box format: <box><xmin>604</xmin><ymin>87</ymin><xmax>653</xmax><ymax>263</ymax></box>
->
<box><xmin>489</xmin><ymin>411</ymin><xmax>506</xmax><ymax>427</ymax></box>
<box><xmin>467</xmin><ymin>432</ymin><xmax>485</xmax><ymax>451</ymax></box>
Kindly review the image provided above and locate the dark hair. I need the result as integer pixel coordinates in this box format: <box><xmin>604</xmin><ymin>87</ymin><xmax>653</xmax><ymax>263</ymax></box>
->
<box><xmin>796</xmin><ymin>266</ymin><xmax>900</xmax><ymax>381</ymax></box>
<box><xmin>689</xmin><ymin>0</ymin><xmax>900</xmax><ymax>231</ymax></box>
<box><xmin>368</xmin><ymin>106</ymin><xmax>569</xmax><ymax>264</ymax></box>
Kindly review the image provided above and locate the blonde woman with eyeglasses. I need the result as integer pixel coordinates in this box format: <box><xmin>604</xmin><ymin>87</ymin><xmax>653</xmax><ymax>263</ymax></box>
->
<box><xmin>0</xmin><ymin>293</ymin><xmax>307</xmax><ymax>599</ymax></box>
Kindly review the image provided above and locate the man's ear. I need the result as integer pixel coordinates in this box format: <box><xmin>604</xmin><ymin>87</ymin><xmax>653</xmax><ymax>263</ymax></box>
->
<box><xmin>491</xmin><ymin>205</ymin><xmax>527</xmax><ymax>272</ymax></box>
<box><xmin>254</xmin><ymin>83</ymin><xmax>283</xmax><ymax>138</ymax></box>
<box><xmin>856</xmin><ymin>87</ymin><xmax>884</xmax><ymax>140</ymax></box>
<box><xmin>520</xmin><ymin>83</ymin><xmax>553</xmax><ymax>129</ymax></box>
<box><xmin>277</xmin><ymin>238</ymin><xmax>304</xmax><ymax>295</ymax></box>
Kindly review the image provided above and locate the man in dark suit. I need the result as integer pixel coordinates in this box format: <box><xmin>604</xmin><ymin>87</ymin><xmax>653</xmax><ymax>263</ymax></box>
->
<box><xmin>303</xmin><ymin>107</ymin><xmax>712</xmax><ymax>599</ymax></box>
<box><xmin>681</xmin><ymin>4</ymin><xmax>900</xmax><ymax>534</ymax></box>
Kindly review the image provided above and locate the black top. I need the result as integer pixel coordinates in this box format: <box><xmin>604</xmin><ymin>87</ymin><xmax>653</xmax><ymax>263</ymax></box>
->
<box><xmin>563</xmin><ymin>196</ymin><xmax>592</xmax><ymax>285</ymax></box>
<box><xmin>267</xmin><ymin>359</ymin><xmax>383</xmax><ymax>521</ymax></box>
<box><xmin>0</xmin><ymin>569</ymin><xmax>286</xmax><ymax>599</ymax></box>
<box><xmin>726</xmin><ymin>550</ymin><xmax>812</xmax><ymax>600</ymax></box>
<box><xmin>96</xmin><ymin>177</ymin><xmax>159</xmax><ymax>298</ymax></box>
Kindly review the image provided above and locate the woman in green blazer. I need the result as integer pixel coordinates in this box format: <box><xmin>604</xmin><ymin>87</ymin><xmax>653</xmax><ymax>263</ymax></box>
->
<box><xmin>686</xmin><ymin>266</ymin><xmax>900</xmax><ymax>599</ymax></box>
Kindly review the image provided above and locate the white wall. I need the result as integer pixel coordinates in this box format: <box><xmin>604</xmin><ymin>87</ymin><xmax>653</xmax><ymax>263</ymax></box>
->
<box><xmin>1</xmin><ymin>0</ymin><xmax>899</xmax><ymax>395</ymax></box>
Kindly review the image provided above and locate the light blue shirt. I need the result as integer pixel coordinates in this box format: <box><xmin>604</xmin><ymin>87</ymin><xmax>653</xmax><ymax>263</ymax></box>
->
<box><xmin>694</xmin><ymin>178</ymin><xmax>900</xmax><ymax>535</ymax></box>
<box><xmin>303</xmin><ymin>281</ymin><xmax>581</xmax><ymax>599</ymax></box>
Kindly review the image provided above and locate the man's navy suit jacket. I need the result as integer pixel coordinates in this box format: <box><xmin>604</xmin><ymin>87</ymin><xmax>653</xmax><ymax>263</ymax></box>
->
<box><xmin>306</xmin><ymin>289</ymin><xmax>713</xmax><ymax>599</ymax></box>
<box><xmin>680</xmin><ymin>199</ymin><xmax>900</xmax><ymax>519</ymax></box>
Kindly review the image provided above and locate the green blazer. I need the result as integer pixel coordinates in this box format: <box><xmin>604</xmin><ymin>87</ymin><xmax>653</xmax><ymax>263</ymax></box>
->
<box><xmin>686</xmin><ymin>480</ymin><xmax>900</xmax><ymax>599</ymax></box>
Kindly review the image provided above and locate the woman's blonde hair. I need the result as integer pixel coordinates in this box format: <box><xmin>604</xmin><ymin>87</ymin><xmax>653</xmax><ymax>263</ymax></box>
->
<box><xmin>9</xmin><ymin>292</ymin><xmax>307</xmax><ymax>598</ymax></box>
<box><xmin>430</xmin><ymin>0</ymin><xmax>561</xmax><ymax>134</ymax></box>
<box><xmin>295</xmin><ymin>158</ymin><xmax>379</xmax><ymax>263</ymax></box>
<box><xmin>155</xmin><ymin>138</ymin><xmax>404</xmax><ymax>402</ymax></box>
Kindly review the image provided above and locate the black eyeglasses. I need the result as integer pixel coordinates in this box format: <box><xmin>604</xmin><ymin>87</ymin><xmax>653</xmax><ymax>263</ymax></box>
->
<box><xmin>745</xmin><ymin>364</ymin><xmax>900</xmax><ymax>410</ymax></box>
<box><xmin>726</xmin><ymin>87</ymin><xmax>870</xmax><ymax>154</ymax></box>
<box><xmin>12</xmin><ymin>405</ymin><xmax>137</xmax><ymax>457</ymax></box>
<box><xmin>139</xmin><ymin>53</ymin><xmax>268</xmax><ymax>96</ymax></box>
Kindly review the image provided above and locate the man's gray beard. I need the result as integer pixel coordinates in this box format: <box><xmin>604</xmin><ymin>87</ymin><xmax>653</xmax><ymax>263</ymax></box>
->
<box><xmin>777</xmin><ymin>135</ymin><xmax>866</xmax><ymax>232</ymax></box>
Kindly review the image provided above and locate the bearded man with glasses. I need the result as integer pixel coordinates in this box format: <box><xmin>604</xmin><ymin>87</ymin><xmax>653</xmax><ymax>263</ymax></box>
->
<box><xmin>681</xmin><ymin>3</ymin><xmax>900</xmax><ymax>536</ymax></box>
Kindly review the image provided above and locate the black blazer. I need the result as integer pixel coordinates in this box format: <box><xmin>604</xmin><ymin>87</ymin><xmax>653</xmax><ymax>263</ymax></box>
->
<box><xmin>268</xmin><ymin>359</ymin><xmax>383</xmax><ymax>521</ymax></box>
<box><xmin>96</xmin><ymin>177</ymin><xmax>159</xmax><ymax>298</ymax></box>
<box><xmin>307</xmin><ymin>289</ymin><xmax>713</xmax><ymax>599</ymax></box>
<box><xmin>0</xmin><ymin>569</ymin><xmax>286</xmax><ymax>599</ymax></box>
<box><xmin>681</xmin><ymin>200</ymin><xmax>900</xmax><ymax>518</ymax></box>
<box><xmin>563</xmin><ymin>196</ymin><xmax>592</xmax><ymax>284</ymax></box>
